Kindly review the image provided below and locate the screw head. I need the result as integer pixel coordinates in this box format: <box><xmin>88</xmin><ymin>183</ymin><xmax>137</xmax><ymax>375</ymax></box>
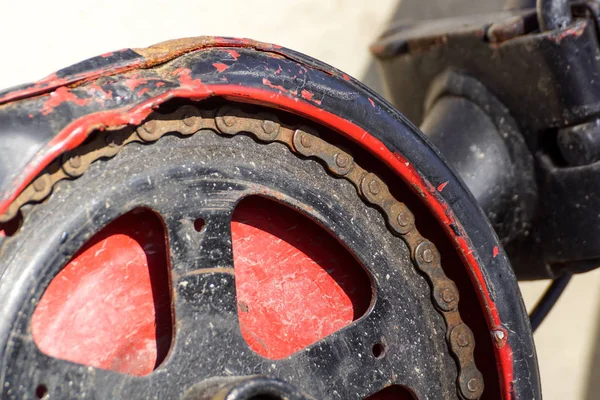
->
<box><xmin>262</xmin><ymin>120</ymin><xmax>277</xmax><ymax>134</ymax></box>
<box><xmin>423</xmin><ymin>248</ymin><xmax>434</xmax><ymax>263</ymax></box>
<box><xmin>493</xmin><ymin>330</ymin><xmax>506</xmax><ymax>346</ymax></box>
<box><xmin>467</xmin><ymin>378</ymin><xmax>480</xmax><ymax>393</ymax></box>
<box><xmin>442</xmin><ymin>288</ymin><xmax>456</xmax><ymax>304</ymax></box>
<box><xmin>300</xmin><ymin>133</ymin><xmax>312</xmax><ymax>148</ymax></box>
<box><xmin>223</xmin><ymin>115</ymin><xmax>236</xmax><ymax>127</ymax></box>
<box><xmin>457</xmin><ymin>331</ymin><xmax>470</xmax><ymax>348</ymax></box>
<box><xmin>397</xmin><ymin>212</ymin><xmax>410</xmax><ymax>227</ymax></box>
<box><xmin>335</xmin><ymin>153</ymin><xmax>351</xmax><ymax>168</ymax></box>
<box><xmin>368</xmin><ymin>179</ymin><xmax>380</xmax><ymax>195</ymax></box>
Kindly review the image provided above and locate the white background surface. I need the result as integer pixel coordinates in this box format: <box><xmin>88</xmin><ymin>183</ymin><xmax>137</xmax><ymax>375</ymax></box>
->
<box><xmin>1</xmin><ymin>1</ymin><xmax>599</xmax><ymax>398</ymax></box>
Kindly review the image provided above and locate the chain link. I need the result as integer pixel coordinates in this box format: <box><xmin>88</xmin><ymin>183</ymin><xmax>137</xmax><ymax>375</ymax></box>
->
<box><xmin>0</xmin><ymin>104</ymin><xmax>485</xmax><ymax>399</ymax></box>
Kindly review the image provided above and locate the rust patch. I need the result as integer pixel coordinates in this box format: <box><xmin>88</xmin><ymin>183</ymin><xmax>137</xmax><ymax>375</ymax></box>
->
<box><xmin>547</xmin><ymin>20</ymin><xmax>587</xmax><ymax>44</ymax></box>
<box><xmin>133</xmin><ymin>36</ymin><xmax>282</xmax><ymax>68</ymax></box>
<box><xmin>238</xmin><ymin>301</ymin><xmax>250</xmax><ymax>313</ymax></box>
<box><xmin>486</xmin><ymin>16</ymin><xmax>525</xmax><ymax>43</ymax></box>
<box><xmin>408</xmin><ymin>35</ymin><xmax>449</xmax><ymax>54</ymax></box>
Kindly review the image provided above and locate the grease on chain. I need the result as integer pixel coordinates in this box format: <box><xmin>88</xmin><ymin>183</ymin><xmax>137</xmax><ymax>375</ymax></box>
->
<box><xmin>0</xmin><ymin>104</ymin><xmax>484</xmax><ymax>399</ymax></box>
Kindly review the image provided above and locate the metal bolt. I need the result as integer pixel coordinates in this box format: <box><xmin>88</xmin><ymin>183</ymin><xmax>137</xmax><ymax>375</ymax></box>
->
<box><xmin>69</xmin><ymin>155</ymin><xmax>82</xmax><ymax>169</ymax></box>
<box><xmin>397</xmin><ymin>212</ymin><xmax>410</xmax><ymax>227</ymax></box>
<box><xmin>441</xmin><ymin>288</ymin><xmax>456</xmax><ymax>304</ymax></box>
<box><xmin>300</xmin><ymin>133</ymin><xmax>312</xmax><ymax>148</ymax></box>
<box><xmin>368</xmin><ymin>179</ymin><xmax>380</xmax><ymax>195</ymax></box>
<box><xmin>33</xmin><ymin>178</ymin><xmax>46</xmax><ymax>192</ymax></box>
<box><xmin>423</xmin><ymin>248</ymin><xmax>434</xmax><ymax>263</ymax></box>
<box><xmin>336</xmin><ymin>153</ymin><xmax>351</xmax><ymax>168</ymax></box>
<box><xmin>457</xmin><ymin>331</ymin><xmax>470</xmax><ymax>348</ymax></box>
<box><xmin>223</xmin><ymin>115</ymin><xmax>236</xmax><ymax>127</ymax></box>
<box><xmin>493</xmin><ymin>330</ymin><xmax>506</xmax><ymax>346</ymax></box>
<box><xmin>262</xmin><ymin>120</ymin><xmax>277</xmax><ymax>134</ymax></box>
<box><xmin>467</xmin><ymin>378</ymin><xmax>480</xmax><ymax>393</ymax></box>
<box><xmin>143</xmin><ymin>120</ymin><xmax>157</xmax><ymax>133</ymax></box>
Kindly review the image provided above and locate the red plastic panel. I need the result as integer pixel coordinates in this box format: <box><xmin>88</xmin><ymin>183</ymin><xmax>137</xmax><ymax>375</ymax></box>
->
<box><xmin>232</xmin><ymin>196</ymin><xmax>372</xmax><ymax>359</ymax></box>
<box><xmin>31</xmin><ymin>209</ymin><xmax>172</xmax><ymax>376</ymax></box>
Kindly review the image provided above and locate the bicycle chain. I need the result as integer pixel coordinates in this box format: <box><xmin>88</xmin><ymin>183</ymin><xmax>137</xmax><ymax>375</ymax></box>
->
<box><xmin>0</xmin><ymin>104</ymin><xmax>484</xmax><ymax>399</ymax></box>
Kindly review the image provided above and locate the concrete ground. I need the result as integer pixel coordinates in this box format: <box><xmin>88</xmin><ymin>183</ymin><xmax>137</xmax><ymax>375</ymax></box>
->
<box><xmin>1</xmin><ymin>1</ymin><xmax>599</xmax><ymax>398</ymax></box>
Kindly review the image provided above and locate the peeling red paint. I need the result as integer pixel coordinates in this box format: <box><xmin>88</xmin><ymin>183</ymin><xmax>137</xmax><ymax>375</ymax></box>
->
<box><xmin>28</xmin><ymin>114</ymin><xmax>33</xmax><ymax>118</ymax></box>
<box><xmin>137</xmin><ymin>88</ymin><xmax>150</xmax><ymax>96</ymax></box>
<box><xmin>275</xmin><ymin>65</ymin><xmax>282</xmax><ymax>75</ymax></box>
<box><xmin>87</xmin><ymin>83</ymin><xmax>113</xmax><ymax>103</ymax></box>
<box><xmin>156</xmin><ymin>82</ymin><xmax>165</xmax><ymax>87</ymax></box>
<box><xmin>41</xmin><ymin>87</ymin><xmax>92</xmax><ymax>115</ymax></box>
<box><xmin>0</xmin><ymin>37</ymin><xmax>342</xmax><ymax>107</ymax></box>
<box><xmin>101</xmin><ymin>51</ymin><xmax>114</xmax><ymax>58</ymax></box>
<box><xmin>368</xmin><ymin>98</ymin><xmax>375</xmax><ymax>107</ymax></box>
<box><xmin>548</xmin><ymin>21</ymin><xmax>586</xmax><ymax>44</ymax></box>
<box><xmin>212</xmin><ymin>63</ymin><xmax>229</xmax><ymax>73</ymax></box>
<box><xmin>493</xmin><ymin>246</ymin><xmax>499</xmax><ymax>258</ymax></box>
<box><xmin>262</xmin><ymin>78</ymin><xmax>287</xmax><ymax>93</ymax></box>
<box><xmin>124</xmin><ymin>75</ymin><xmax>148</xmax><ymax>91</ymax></box>
<box><xmin>173</xmin><ymin>68</ymin><xmax>204</xmax><ymax>88</ymax></box>
<box><xmin>437</xmin><ymin>181</ymin><xmax>448</xmax><ymax>192</ymax></box>
<box><xmin>343</xmin><ymin>74</ymin><xmax>350</xmax><ymax>81</ymax></box>
<box><xmin>300</xmin><ymin>89</ymin><xmax>322</xmax><ymax>105</ymax></box>
<box><xmin>223</xmin><ymin>49</ymin><xmax>240</xmax><ymax>60</ymax></box>
<box><xmin>0</xmin><ymin>73</ymin><xmax>68</xmax><ymax>105</ymax></box>
<box><xmin>301</xmin><ymin>90</ymin><xmax>314</xmax><ymax>101</ymax></box>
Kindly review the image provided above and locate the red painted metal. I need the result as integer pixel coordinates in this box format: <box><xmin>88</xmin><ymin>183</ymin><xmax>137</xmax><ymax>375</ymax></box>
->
<box><xmin>233</xmin><ymin>197</ymin><xmax>371</xmax><ymax>359</ymax></box>
<box><xmin>31</xmin><ymin>198</ymin><xmax>371</xmax><ymax>373</ymax></box>
<box><xmin>31</xmin><ymin>209</ymin><xmax>172</xmax><ymax>376</ymax></box>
